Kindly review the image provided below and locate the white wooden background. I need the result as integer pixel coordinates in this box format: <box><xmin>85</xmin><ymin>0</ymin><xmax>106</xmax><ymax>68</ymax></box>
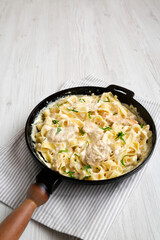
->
<box><xmin>0</xmin><ymin>0</ymin><xmax>160</xmax><ymax>239</ymax></box>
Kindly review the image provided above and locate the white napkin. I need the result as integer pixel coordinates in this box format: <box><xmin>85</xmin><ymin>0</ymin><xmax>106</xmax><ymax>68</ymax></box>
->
<box><xmin>0</xmin><ymin>76</ymin><xmax>159</xmax><ymax>240</ymax></box>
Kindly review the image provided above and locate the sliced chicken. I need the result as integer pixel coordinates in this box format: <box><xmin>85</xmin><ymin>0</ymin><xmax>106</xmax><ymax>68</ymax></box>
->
<box><xmin>46</xmin><ymin>125</ymin><xmax>78</xmax><ymax>142</ymax></box>
<box><xmin>83</xmin><ymin>121</ymin><xmax>103</xmax><ymax>140</ymax></box>
<box><xmin>85</xmin><ymin>140</ymin><xmax>112</xmax><ymax>166</ymax></box>
<box><xmin>104</xmin><ymin>114</ymin><xmax>138</xmax><ymax>126</ymax></box>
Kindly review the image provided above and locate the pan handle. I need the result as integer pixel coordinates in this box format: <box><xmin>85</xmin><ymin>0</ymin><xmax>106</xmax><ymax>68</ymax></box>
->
<box><xmin>105</xmin><ymin>85</ymin><xmax>135</xmax><ymax>98</ymax></box>
<box><xmin>0</xmin><ymin>171</ymin><xmax>61</xmax><ymax>240</ymax></box>
<box><xmin>36</xmin><ymin>170</ymin><xmax>62</xmax><ymax>194</ymax></box>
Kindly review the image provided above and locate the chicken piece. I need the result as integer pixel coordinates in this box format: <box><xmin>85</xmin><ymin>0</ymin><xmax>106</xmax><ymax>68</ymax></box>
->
<box><xmin>46</xmin><ymin>125</ymin><xmax>78</xmax><ymax>142</ymax></box>
<box><xmin>83</xmin><ymin>121</ymin><xmax>103</xmax><ymax>140</ymax></box>
<box><xmin>85</xmin><ymin>140</ymin><xmax>112</xmax><ymax>166</ymax></box>
<box><xmin>104</xmin><ymin>114</ymin><xmax>138</xmax><ymax>126</ymax></box>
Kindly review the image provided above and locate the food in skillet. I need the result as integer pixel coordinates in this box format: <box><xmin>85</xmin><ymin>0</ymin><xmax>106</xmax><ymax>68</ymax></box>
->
<box><xmin>31</xmin><ymin>92</ymin><xmax>152</xmax><ymax>180</ymax></box>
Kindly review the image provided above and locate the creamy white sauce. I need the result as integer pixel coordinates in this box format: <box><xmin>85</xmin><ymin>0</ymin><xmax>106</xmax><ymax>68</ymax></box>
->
<box><xmin>47</xmin><ymin>125</ymin><xmax>78</xmax><ymax>142</ymax></box>
<box><xmin>31</xmin><ymin>93</ymin><xmax>152</xmax><ymax>180</ymax></box>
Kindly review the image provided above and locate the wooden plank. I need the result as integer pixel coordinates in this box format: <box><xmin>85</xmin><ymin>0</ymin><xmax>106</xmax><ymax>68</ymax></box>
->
<box><xmin>0</xmin><ymin>0</ymin><xmax>160</xmax><ymax>239</ymax></box>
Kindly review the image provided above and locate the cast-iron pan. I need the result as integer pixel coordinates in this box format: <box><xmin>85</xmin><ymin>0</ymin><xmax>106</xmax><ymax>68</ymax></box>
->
<box><xmin>25</xmin><ymin>84</ymin><xmax>157</xmax><ymax>188</ymax></box>
<box><xmin>0</xmin><ymin>85</ymin><xmax>156</xmax><ymax>240</ymax></box>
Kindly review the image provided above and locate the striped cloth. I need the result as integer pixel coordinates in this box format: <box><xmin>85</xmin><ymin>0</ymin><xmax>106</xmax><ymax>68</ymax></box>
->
<box><xmin>0</xmin><ymin>76</ymin><xmax>159</xmax><ymax>240</ymax></box>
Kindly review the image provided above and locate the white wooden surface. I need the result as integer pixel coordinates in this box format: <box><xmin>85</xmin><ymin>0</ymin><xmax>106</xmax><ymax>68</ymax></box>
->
<box><xmin>0</xmin><ymin>0</ymin><xmax>160</xmax><ymax>239</ymax></box>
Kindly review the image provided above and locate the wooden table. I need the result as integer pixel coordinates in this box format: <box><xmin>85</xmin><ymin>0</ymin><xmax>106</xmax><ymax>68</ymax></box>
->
<box><xmin>0</xmin><ymin>0</ymin><xmax>160</xmax><ymax>239</ymax></box>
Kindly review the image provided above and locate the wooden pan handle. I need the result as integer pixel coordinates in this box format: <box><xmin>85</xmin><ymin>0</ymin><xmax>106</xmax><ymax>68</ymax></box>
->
<box><xmin>0</xmin><ymin>183</ymin><xmax>49</xmax><ymax>240</ymax></box>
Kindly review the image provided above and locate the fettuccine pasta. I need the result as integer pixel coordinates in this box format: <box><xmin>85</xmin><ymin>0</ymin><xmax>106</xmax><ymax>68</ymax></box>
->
<box><xmin>31</xmin><ymin>92</ymin><xmax>152</xmax><ymax>180</ymax></box>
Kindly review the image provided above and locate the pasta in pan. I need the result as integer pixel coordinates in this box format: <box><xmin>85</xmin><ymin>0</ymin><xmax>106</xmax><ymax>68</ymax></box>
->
<box><xmin>31</xmin><ymin>92</ymin><xmax>152</xmax><ymax>180</ymax></box>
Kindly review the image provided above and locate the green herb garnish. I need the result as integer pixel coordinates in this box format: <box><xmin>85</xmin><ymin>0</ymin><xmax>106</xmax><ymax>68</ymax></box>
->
<box><xmin>80</xmin><ymin>127</ymin><xmax>85</xmax><ymax>135</ymax></box>
<box><xmin>88</xmin><ymin>111</ymin><xmax>91</xmax><ymax>119</ymax></box>
<box><xmin>57</xmin><ymin>103</ymin><xmax>60</xmax><ymax>108</ymax></box>
<box><xmin>120</xmin><ymin>155</ymin><xmax>130</xmax><ymax>167</ymax></box>
<box><xmin>120</xmin><ymin>159</ymin><xmax>126</xmax><ymax>167</ymax></box>
<box><xmin>115</xmin><ymin>131</ymin><xmax>127</xmax><ymax>143</ymax></box>
<box><xmin>140</xmin><ymin>124</ymin><xmax>144</xmax><ymax>128</ymax></box>
<box><xmin>52</xmin><ymin>120</ymin><xmax>59</xmax><ymax>124</ymax></box>
<box><xmin>68</xmin><ymin>171</ymin><xmax>75</xmax><ymax>178</ymax></box>
<box><xmin>100</xmin><ymin>126</ymin><xmax>112</xmax><ymax>131</ymax></box>
<box><xmin>84</xmin><ymin>175</ymin><xmax>91</xmax><ymax>179</ymax></box>
<box><xmin>84</xmin><ymin>165</ymin><xmax>91</xmax><ymax>173</ymax></box>
<box><xmin>61</xmin><ymin>167</ymin><xmax>75</xmax><ymax>178</ymax></box>
<box><xmin>74</xmin><ymin>153</ymin><xmax>79</xmax><ymax>158</ymax></box>
<box><xmin>103</xmin><ymin>97</ymin><xmax>110</xmax><ymax>102</ymax></box>
<box><xmin>79</xmin><ymin>99</ymin><xmax>85</xmax><ymax>102</ymax></box>
<box><xmin>113</xmin><ymin>113</ymin><xmax>117</xmax><ymax>115</ymax></box>
<box><xmin>97</xmin><ymin>99</ymin><xmax>100</xmax><ymax>103</ymax></box>
<box><xmin>67</xmin><ymin>108</ymin><xmax>79</xmax><ymax>112</ymax></box>
<box><xmin>56</xmin><ymin>127</ymin><xmax>62</xmax><ymax>135</ymax></box>
<box><xmin>58</xmin><ymin>149</ymin><xmax>68</xmax><ymax>153</ymax></box>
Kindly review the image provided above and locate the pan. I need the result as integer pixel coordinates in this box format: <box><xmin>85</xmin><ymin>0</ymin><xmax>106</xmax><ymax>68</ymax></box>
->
<box><xmin>0</xmin><ymin>85</ymin><xmax>157</xmax><ymax>240</ymax></box>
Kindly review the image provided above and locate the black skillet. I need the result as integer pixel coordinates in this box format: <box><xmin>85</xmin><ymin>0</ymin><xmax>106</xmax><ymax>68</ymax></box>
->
<box><xmin>0</xmin><ymin>85</ymin><xmax>156</xmax><ymax>240</ymax></box>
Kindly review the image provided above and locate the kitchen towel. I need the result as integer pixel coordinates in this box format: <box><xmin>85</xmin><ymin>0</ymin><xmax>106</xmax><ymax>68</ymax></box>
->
<box><xmin>0</xmin><ymin>75</ymin><xmax>159</xmax><ymax>240</ymax></box>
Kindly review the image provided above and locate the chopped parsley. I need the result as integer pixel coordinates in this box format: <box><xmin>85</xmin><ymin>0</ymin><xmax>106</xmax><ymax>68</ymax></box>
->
<box><xmin>97</xmin><ymin>99</ymin><xmax>100</xmax><ymax>103</ymax></box>
<box><xmin>56</xmin><ymin>127</ymin><xmax>62</xmax><ymax>135</ymax></box>
<box><xmin>120</xmin><ymin>155</ymin><xmax>130</xmax><ymax>167</ymax></box>
<box><xmin>68</xmin><ymin>171</ymin><xmax>75</xmax><ymax>178</ymax></box>
<box><xmin>115</xmin><ymin>131</ymin><xmax>127</xmax><ymax>143</ymax></box>
<box><xmin>74</xmin><ymin>153</ymin><xmax>79</xmax><ymax>158</ymax></box>
<box><xmin>52</xmin><ymin>119</ymin><xmax>59</xmax><ymax>124</ymax></box>
<box><xmin>84</xmin><ymin>175</ymin><xmax>91</xmax><ymax>179</ymax></box>
<box><xmin>103</xmin><ymin>97</ymin><xmax>110</xmax><ymax>102</ymax></box>
<box><xmin>86</xmin><ymin>141</ymin><xmax>90</xmax><ymax>146</ymax></box>
<box><xmin>61</xmin><ymin>166</ymin><xmax>75</xmax><ymax>178</ymax></box>
<box><xmin>100</xmin><ymin>126</ymin><xmax>112</xmax><ymax>131</ymax></box>
<box><xmin>84</xmin><ymin>165</ymin><xmax>91</xmax><ymax>173</ymax></box>
<box><xmin>79</xmin><ymin>98</ymin><xmax>85</xmax><ymax>102</ymax></box>
<box><xmin>80</xmin><ymin>127</ymin><xmax>85</xmax><ymax>135</ymax></box>
<box><xmin>58</xmin><ymin>149</ymin><xmax>68</xmax><ymax>153</ymax></box>
<box><xmin>88</xmin><ymin>111</ymin><xmax>91</xmax><ymax>119</ymax></box>
<box><xmin>67</xmin><ymin>108</ymin><xmax>79</xmax><ymax>112</ymax></box>
<box><xmin>120</xmin><ymin>159</ymin><xmax>126</xmax><ymax>167</ymax></box>
<box><xmin>57</xmin><ymin>103</ymin><xmax>60</xmax><ymax>108</ymax></box>
<box><xmin>140</xmin><ymin>124</ymin><xmax>144</xmax><ymax>128</ymax></box>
